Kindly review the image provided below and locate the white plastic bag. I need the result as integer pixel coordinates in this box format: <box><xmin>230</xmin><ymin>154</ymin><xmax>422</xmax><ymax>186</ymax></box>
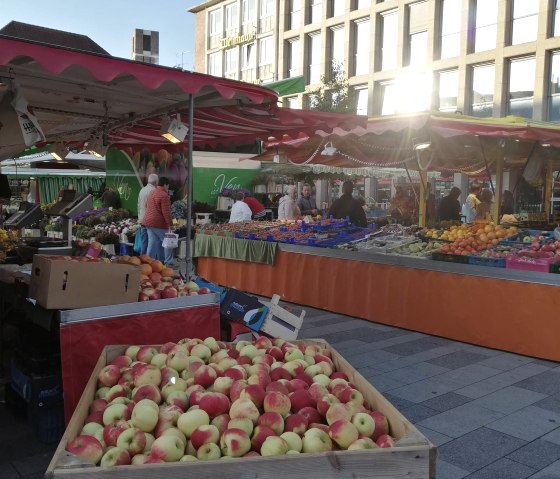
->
<box><xmin>162</xmin><ymin>232</ymin><xmax>179</xmax><ymax>249</ymax></box>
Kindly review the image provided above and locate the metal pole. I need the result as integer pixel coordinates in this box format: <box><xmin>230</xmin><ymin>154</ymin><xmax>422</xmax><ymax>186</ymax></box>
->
<box><xmin>184</xmin><ymin>94</ymin><xmax>194</xmax><ymax>280</ymax></box>
<box><xmin>493</xmin><ymin>154</ymin><xmax>504</xmax><ymax>224</ymax></box>
<box><xmin>477</xmin><ymin>136</ymin><xmax>494</xmax><ymax>195</ymax></box>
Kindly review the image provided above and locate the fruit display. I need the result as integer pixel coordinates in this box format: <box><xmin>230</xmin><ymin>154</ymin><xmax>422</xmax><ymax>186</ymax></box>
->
<box><xmin>423</xmin><ymin>223</ymin><xmax>517</xmax><ymax>244</ymax></box>
<box><xmin>470</xmin><ymin>244</ymin><xmax>522</xmax><ymax>259</ymax></box>
<box><xmin>388</xmin><ymin>240</ymin><xmax>445</xmax><ymax>258</ymax></box>
<box><xmin>66</xmin><ymin>337</ymin><xmax>396</xmax><ymax>467</ymax></box>
<box><xmin>114</xmin><ymin>255</ymin><xmax>213</xmax><ymax>301</ymax></box>
<box><xmin>508</xmin><ymin>240</ymin><xmax>560</xmax><ymax>259</ymax></box>
<box><xmin>0</xmin><ymin>228</ymin><xmax>20</xmax><ymax>252</ymax></box>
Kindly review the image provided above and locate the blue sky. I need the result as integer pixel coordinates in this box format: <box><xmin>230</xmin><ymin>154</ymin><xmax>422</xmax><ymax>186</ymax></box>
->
<box><xmin>0</xmin><ymin>0</ymin><xmax>201</xmax><ymax>69</ymax></box>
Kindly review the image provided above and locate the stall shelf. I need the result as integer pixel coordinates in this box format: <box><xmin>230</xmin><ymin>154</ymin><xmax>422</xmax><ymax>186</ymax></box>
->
<box><xmin>197</xmin><ymin>242</ymin><xmax>560</xmax><ymax>361</ymax></box>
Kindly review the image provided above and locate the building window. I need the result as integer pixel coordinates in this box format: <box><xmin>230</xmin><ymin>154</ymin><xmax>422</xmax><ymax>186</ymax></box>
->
<box><xmin>440</xmin><ymin>0</ymin><xmax>461</xmax><ymax>59</ymax></box>
<box><xmin>438</xmin><ymin>70</ymin><xmax>458</xmax><ymax>112</ymax></box>
<box><xmin>330</xmin><ymin>0</ymin><xmax>345</xmax><ymax>17</ymax></box>
<box><xmin>380</xmin><ymin>9</ymin><xmax>398</xmax><ymax>71</ymax></box>
<box><xmin>471</xmin><ymin>64</ymin><xmax>494</xmax><ymax>117</ymax></box>
<box><xmin>354</xmin><ymin>19</ymin><xmax>370</xmax><ymax>76</ymax></box>
<box><xmin>355</xmin><ymin>0</ymin><xmax>371</xmax><ymax>9</ymax></box>
<box><xmin>355</xmin><ymin>86</ymin><xmax>368</xmax><ymax>115</ymax></box>
<box><xmin>330</xmin><ymin>26</ymin><xmax>345</xmax><ymax>71</ymax></box>
<box><xmin>380</xmin><ymin>80</ymin><xmax>397</xmax><ymax>115</ymax></box>
<box><xmin>511</xmin><ymin>0</ymin><xmax>538</xmax><ymax>45</ymax></box>
<box><xmin>308</xmin><ymin>33</ymin><xmax>322</xmax><ymax>83</ymax></box>
<box><xmin>473</xmin><ymin>0</ymin><xmax>498</xmax><ymax>53</ymax></box>
<box><xmin>549</xmin><ymin>51</ymin><xmax>560</xmax><ymax>121</ymax></box>
<box><xmin>554</xmin><ymin>0</ymin><xmax>560</xmax><ymax>37</ymax></box>
<box><xmin>310</xmin><ymin>0</ymin><xmax>323</xmax><ymax>24</ymax></box>
<box><xmin>287</xmin><ymin>39</ymin><xmax>300</xmax><ymax>77</ymax></box>
<box><xmin>242</xmin><ymin>0</ymin><xmax>257</xmax><ymax>24</ymax></box>
<box><xmin>408</xmin><ymin>1</ymin><xmax>429</xmax><ymax>66</ymax></box>
<box><xmin>261</xmin><ymin>0</ymin><xmax>274</xmax><ymax>17</ymax></box>
<box><xmin>142</xmin><ymin>35</ymin><xmax>151</xmax><ymax>52</ymax></box>
<box><xmin>508</xmin><ymin>57</ymin><xmax>535</xmax><ymax>119</ymax></box>
<box><xmin>286</xmin><ymin>96</ymin><xmax>299</xmax><ymax>109</ymax></box>
<box><xmin>290</xmin><ymin>0</ymin><xmax>301</xmax><ymax>29</ymax></box>
<box><xmin>209</xmin><ymin>8</ymin><xmax>222</xmax><ymax>36</ymax></box>
<box><xmin>259</xmin><ymin>36</ymin><xmax>273</xmax><ymax>65</ymax></box>
<box><xmin>241</xmin><ymin>43</ymin><xmax>255</xmax><ymax>69</ymax></box>
<box><xmin>224</xmin><ymin>48</ymin><xmax>238</xmax><ymax>75</ymax></box>
<box><xmin>208</xmin><ymin>52</ymin><xmax>222</xmax><ymax>76</ymax></box>
<box><xmin>225</xmin><ymin>4</ymin><xmax>238</xmax><ymax>31</ymax></box>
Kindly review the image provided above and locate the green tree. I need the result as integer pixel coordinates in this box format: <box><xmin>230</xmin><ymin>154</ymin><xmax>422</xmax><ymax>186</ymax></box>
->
<box><xmin>306</xmin><ymin>62</ymin><xmax>357</xmax><ymax>113</ymax></box>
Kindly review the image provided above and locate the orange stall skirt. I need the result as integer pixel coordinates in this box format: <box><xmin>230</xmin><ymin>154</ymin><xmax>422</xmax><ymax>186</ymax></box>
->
<box><xmin>198</xmin><ymin>251</ymin><xmax>560</xmax><ymax>361</ymax></box>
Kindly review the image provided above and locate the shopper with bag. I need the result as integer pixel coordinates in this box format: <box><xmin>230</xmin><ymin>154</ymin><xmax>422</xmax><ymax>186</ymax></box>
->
<box><xmin>142</xmin><ymin>176</ymin><xmax>174</xmax><ymax>265</ymax></box>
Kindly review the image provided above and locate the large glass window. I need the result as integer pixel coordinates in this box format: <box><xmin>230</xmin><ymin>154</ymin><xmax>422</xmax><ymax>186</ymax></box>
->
<box><xmin>354</xmin><ymin>19</ymin><xmax>370</xmax><ymax>76</ymax></box>
<box><xmin>208</xmin><ymin>52</ymin><xmax>222</xmax><ymax>76</ymax></box>
<box><xmin>241</xmin><ymin>43</ymin><xmax>255</xmax><ymax>69</ymax></box>
<box><xmin>259</xmin><ymin>36</ymin><xmax>273</xmax><ymax>65</ymax></box>
<box><xmin>355</xmin><ymin>86</ymin><xmax>368</xmax><ymax>115</ymax></box>
<box><xmin>380</xmin><ymin>73</ymin><xmax>432</xmax><ymax>115</ymax></box>
<box><xmin>554</xmin><ymin>0</ymin><xmax>560</xmax><ymax>37</ymax></box>
<box><xmin>408</xmin><ymin>1</ymin><xmax>429</xmax><ymax>66</ymax></box>
<box><xmin>549</xmin><ymin>52</ymin><xmax>560</xmax><ymax>121</ymax></box>
<box><xmin>330</xmin><ymin>0</ymin><xmax>345</xmax><ymax>17</ymax></box>
<box><xmin>225</xmin><ymin>3</ymin><xmax>238</xmax><ymax>31</ymax></box>
<box><xmin>286</xmin><ymin>96</ymin><xmax>299</xmax><ymax>109</ymax></box>
<box><xmin>330</xmin><ymin>26</ymin><xmax>345</xmax><ymax>70</ymax></box>
<box><xmin>242</xmin><ymin>0</ymin><xmax>256</xmax><ymax>24</ymax></box>
<box><xmin>438</xmin><ymin>70</ymin><xmax>458</xmax><ymax>112</ymax></box>
<box><xmin>356</xmin><ymin>0</ymin><xmax>371</xmax><ymax>9</ymax></box>
<box><xmin>508</xmin><ymin>57</ymin><xmax>536</xmax><ymax>119</ymax></box>
<box><xmin>224</xmin><ymin>48</ymin><xmax>238</xmax><ymax>75</ymax></box>
<box><xmin>511</xmin><ymin>0</ymin><xmax>538</xmax><ymax>45</ymax></box>
<box><xmin>473</xmin><ymin>0</ymin><xmax>498</xmax><ymax>53</ymax></box>
<box><xmin>471</xmin><ymin>63</ymin><xmax>494</xmax><ymax>117</ymax></box>
<box><xmin>308</xmin><ymin>33</ymin><xmax>322</xmax><ymax>83</ymax></box>
<box><xmin>380</xmin><ymin>81</ymin><xmax>398</xmax><ymax>115</ymax></box>
<box><xmin>209</xmin><ymin>9</ymin><xmax>222</xmax><ymax>36</ymax></box>
<box><xmin>288</xmin><ymin>39</ymin><xmax>300</xmax><ymax>77</ymax></box>
<box><xmin>310</xmin><ymin>0</ymin><xmax>323</xmax><ymax>24</ymax></box>
<box><xmin>261</xmin><ymin>0</ymin><xmax>274</xmax><ymax>17</ymax></box>
<box><xmin>380</xmin><ymin>9</ymin><xmax>398</xmax><ymax>71</ymax></box>
<box><xmin>290</xmin><ymin>0</ymin><xmax>301</xmax><ymax>29</ymax></box>
<box><xmin>440</xmin><ymin>0</ymin><xmax>461</xmax><ymax>59</ymax></box>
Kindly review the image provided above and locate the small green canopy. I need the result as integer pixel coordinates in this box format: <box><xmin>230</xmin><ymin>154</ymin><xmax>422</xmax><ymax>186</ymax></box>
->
<box><xmin>262</xmin><ymin>76</ymin><xmax>305</xmax><ymax>97</ymax></box>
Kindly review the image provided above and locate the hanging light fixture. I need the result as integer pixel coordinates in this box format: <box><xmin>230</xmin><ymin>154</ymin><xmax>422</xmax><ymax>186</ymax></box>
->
<box><xmin>321</xmin><ymin>141</ymin><xmax>338</xmax><ymax>156</ymax></box>
<box><xmin>413</xmin><ymin>139</ymin><xmax>431</xmax><ymax>151</ymax></box>
<box><xmin>160</xmin><ymin>113</ymin><xmax>189</xmax><ymax>143</ymax></box>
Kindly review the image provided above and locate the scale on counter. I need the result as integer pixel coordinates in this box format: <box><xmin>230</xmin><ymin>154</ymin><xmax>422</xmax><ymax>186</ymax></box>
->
<box><xmin>3</xmin><ymin>201</ymin><xmax>44</xmax><ymax>230</ymax></box>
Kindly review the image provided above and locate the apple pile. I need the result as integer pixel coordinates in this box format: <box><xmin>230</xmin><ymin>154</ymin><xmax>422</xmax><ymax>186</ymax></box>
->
<box><xmin>66</xmin><ymin>337</ymin><xmax>395</xmax><ymax>467</ymax></box>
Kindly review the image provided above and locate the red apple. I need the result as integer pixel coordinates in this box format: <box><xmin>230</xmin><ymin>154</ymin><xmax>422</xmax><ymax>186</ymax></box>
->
<box><xmin>239</xmin><ymin>384</ymin><xmax>266</xmax><ymax>408</ymax></box>
<box><xmin>298</xmin><ymin>406</ymin><xmax>322</xmax><ymax>425</ymax></box>
<box><xmin>66</xmin><ymin>435</ymin><xmax>104</xmax><ymax>465</ymax></box>
<box><xmin>257</xmin><ymin>411</ymin><xmax>284</xmax><ymax>435</ymax></box>
<box><xmin>251</xmin><ymin>425</ymin><xmax>276</xmax><ymax>452</ymax></box>
<box><xmin>284</xmin><ymin>413</ymin><xmax>308</xmax><ymax>435</ymax></box>
<box><xmin>197</xmin><ymin>392</ymin><xmax>230</xmax><ymax>418</ymax></box>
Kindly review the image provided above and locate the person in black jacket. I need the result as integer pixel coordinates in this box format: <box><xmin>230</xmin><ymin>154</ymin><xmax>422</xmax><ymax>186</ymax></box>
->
<box><xmin>328</xmin><ymin>180</ymin><xmax>367</xmax><ymax>227</ymax></box>
<box><xmin>438</xmin><ymin>187</ymin><xmax>462</xmax><ymax>221</ymax></box>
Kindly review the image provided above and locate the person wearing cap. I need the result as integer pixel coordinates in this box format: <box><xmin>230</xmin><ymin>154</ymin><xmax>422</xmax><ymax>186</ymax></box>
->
<box><xmin>327</xmin><ymin>180</ymin><xmax>367</xmax><ymax>227</ymax></box>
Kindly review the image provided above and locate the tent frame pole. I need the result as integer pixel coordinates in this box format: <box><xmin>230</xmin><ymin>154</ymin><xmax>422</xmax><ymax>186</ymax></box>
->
<box><xmin>184</xmin><ymin>94</ymin><xmax>194</xmax><ymax>280</ymax></box>
<box><xmin>544</xmin><ymin>159</ymin><xmax>553</xmax><ymax>223</ymax></box>
<box><xmin>493</xmin><ymin>154</ymin><xmax>504</xmax><ymax>224</ymax></box>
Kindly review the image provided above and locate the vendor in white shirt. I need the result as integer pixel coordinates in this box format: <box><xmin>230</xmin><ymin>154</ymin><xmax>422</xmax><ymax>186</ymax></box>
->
<box><xmin>229</xmin><ymin>191</ymin><xmax>252</xmax><ymax>223</ymax></box>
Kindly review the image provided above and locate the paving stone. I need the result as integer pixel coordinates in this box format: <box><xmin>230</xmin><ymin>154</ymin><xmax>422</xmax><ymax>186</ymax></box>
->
<box><xmin>460</xmin><ymin>344</ymin><xmax>503</xmax><ymax>357</ymax></box>
<box><xmin>405</xmin><ymin>343</ymin><xmax>467</xmax><ymax>362</ymax></box>
<box><xmin>417</xmin><ymin>403</ymin><xmax>505</xmax><ymax>438</ymax></box>
<box><xmin>308</xmin><ymin>316</ymin><xmax>353</xmax><ymax>327</ymax></box>
<box><xmin>427</xmin><ymin>350</ymin><xmax>489</xmax><ymax>369</ymax></box>
<box><xmin>434</xmin><ymin>364</ymin><xmax>502</xmax><ymax>387</ymax></box>
<box><xmin>415</xmin><ymin>425</ymin><xmax>454</xmax><ymax>447</ymax></box>
<box><xmin>360</xmin><ymin>373</ymin><xmax>405</xmax><ymax>392</ymax></box>
<box><xmin>526</xmin><ymin>458</ymin><xmax>560</xmax><ymax>478</ymax></box>
<box><xmin>0</xmin><ymin>462</ymin><xmax>19</xmax><ymax>479</ymax></box>
<box><xmin>382</xmin><ymin>336</ymin><xmax>453</xmax><ymax>356</ymax></box>
<box><xmin>388</xmin><ymin>376</ymin><xmax>464</xmax><ymax>403</ymax></box>
<box><xmin>507</xmin><ymin>439</ymin><xmax>560</xmax><ymax>470</ymax></box>
<box><xmin>530</xmin><ymin>359</ymin><xmax>559</xmax><ymax>368</ymax></box>
<box><xmin>477</xmin><ymin>353</ymin><xmax>537</xmax><ymax>371</ymax></box>
<box><xmin>379</xmin><ymin>361</ymin><xmax>450</xmax><ymax>385</ymax></box>
<box><xmin>464</xmin><ymin>458</ymin><xmax>535</xmax><ymax>479</ymax></box>
<box><xmin>346</xmin><ymin>349</ymin><xmax>402</xmax><ymax>368</ymax></box>
<box><xmin>399</xmin><ymin>404</ymin><xmax>439</xmax><ymax>423</ymax></box>
<box><xmin>356</xmin><ymin>357</ymin><xmax>415</xmax><ymax>374</ymax></box>
<box><xmin>487</xmin><ymin>406</ymin><xmax>560</xmax><ymax>441</ymax></box>
<box><xmin>438</xmin><ymin>427</ymin><xmax>527</xmax><ymax>472</ymax></box>
<box><xmin>12</xmin><ymin>452</ymin><xmax>53</xmax><ymax>476</ymax></box>
<box><xmin>540</xmin><ymin>428</ymin><xmax>560</xmax><ymax>446</ymax></box>
<box><xmin>514</xmin><ymin>371</ymin><xmax>560</xmax><ymax>396</ymax></box>
<box><xmin>381</xmin><ymin>392</ymin><xmax>416</xmax><ymax>411</ymax></box>
<box><xmin>535</xmin><ymin>395</ymin><xmax>560</xmax><ymax>415</ymax></box>
<box><xmin>471</xmin><ymin>386</ymin><xmax>547</xmax><ymax>414</ymax></box>
<box><xmin>436</xmin><ymin>459</ymin><xmax>470</xmax><ymax>479</ymax></box>
<box><xmin>364</xmin><ymin>332</ymin><xmax>428</xmax><ymax>351</ymax></box>
<box><xmin>420</xmin><ymin>392</ymin><xmax>473</xmax><ymax>412</ymax></box>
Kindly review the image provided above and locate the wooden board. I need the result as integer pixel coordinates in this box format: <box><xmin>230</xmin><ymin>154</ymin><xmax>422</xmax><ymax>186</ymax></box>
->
<box><xmin>46</xmin><ymin>341</ymin><xmax>436</xmax><ymax>479</ymax></box>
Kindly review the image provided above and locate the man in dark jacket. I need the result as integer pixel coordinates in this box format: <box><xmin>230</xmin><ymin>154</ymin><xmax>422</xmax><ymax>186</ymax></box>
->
<box><xmin>438</xmin><ymin>187</ymin><xmax>462</xmax><ymax>221</ymax></box>
<box><xmin>328</xmin><ymin>181</ymin><xmax>367</xmax><ymax>227</ymax></box>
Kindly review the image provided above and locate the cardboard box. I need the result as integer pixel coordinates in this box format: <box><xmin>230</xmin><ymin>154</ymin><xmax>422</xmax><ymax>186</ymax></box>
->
<box><xmin>220</xmin><ymin>288</ymin><xmax>269</xmax><ymax>332</ymax></box>
<box><xmin>29</xmin><ymin>256</ymin><xmax>139</xmax><ymax>309</ymax></box>
<box><xmin>46</xmin><ymin>341</ymin><xmax>435</xmax><ymax>479</ymax></box>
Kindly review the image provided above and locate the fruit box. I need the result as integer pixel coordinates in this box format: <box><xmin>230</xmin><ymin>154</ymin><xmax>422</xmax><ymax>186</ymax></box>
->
<box><xmin>505</xmin><ymin>254</ymin><xmax>560</xmax><ymax>273</ymax></box>
<box><xmin>46</xmin><ymin>341</ymin><xmax>436</xmax><ymax>479</ymax></box>
<box><xmin>29</xmin><ymin>255</ymin><xmax>139</xmax><ymax>309</ymax></box>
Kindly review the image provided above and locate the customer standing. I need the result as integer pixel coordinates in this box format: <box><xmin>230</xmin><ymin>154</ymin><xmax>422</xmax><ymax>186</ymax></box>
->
<box><xmin>229</xmin><ymin>191</ymin><xmax>253</xmax><ymax>223</ymax></box>
<box><xmin>297</xmin><ymin>183</ymin><xmax>319</xmax><ymax>216</ymax></box>
<box><xmin>142</xmin><ymin>177</ymin><xmax>173</xmax><ymax>265</ymax></box>
<box><xmin>328</xmin><ymin>180</ymin><xmax>368</xmax><ymax>227</ymax></box>
<box><xmin>278</xmin><ymin>185</ymin><xmax>301</xmax><ymax>220</ymax></box>
<box><xmin>137</xmin><ymin>173</ymin><xmax>158</xmax><ymax>255</ymax></box>
<box><xmin>462</xmin><ymin>183</ymin><xmax>481</xmax><ymax>223</ymax></box>
<box><xmin>437</xmin><ymin>187</ymin><xmax>462</xmax><ymax>221</ymax></box>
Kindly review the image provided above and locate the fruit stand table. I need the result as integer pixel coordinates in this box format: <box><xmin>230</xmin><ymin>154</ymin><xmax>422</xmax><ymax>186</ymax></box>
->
<box><xmin>59</xmin><ymin>294</ymin><xmax>220</xmax><ymax>422</ymax></box>
<box><xmin>197</xmin><ymin>242</ymin><xmax>560</xmax><ymax>362</ymax></box>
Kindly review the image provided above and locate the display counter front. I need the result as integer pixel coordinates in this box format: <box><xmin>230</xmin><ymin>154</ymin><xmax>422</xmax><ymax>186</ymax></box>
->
<box><xmin>197</xmin><ymin>243</ymin><xmax>560</xmax><ymax>361</ymax></box>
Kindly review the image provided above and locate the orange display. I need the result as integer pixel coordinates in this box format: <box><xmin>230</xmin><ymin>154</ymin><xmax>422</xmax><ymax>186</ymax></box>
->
<box><xmin>198</xmin><ymin>252</ymin><xmax>560</xmax><ymax>361</ymax></box>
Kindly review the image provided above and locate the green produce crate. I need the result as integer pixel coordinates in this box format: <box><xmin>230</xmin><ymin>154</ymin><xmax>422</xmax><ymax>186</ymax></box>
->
<box><xmin>551</xmin><ymin>262</ymin><xmax>560</xmax><ymax>274</ymax></box>
<box><xmin>431</xmin><ymin>251</ymin><xmax>470</xmax><ymax>264</ymax></box>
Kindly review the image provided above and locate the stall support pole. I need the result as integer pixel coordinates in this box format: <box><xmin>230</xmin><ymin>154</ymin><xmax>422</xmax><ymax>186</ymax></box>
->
<box><xmin>544</xmin><ymin>159</ymin><xmax>553</xmax><ymax>222</ymax></box>
<box><xmin>418</xmin><ymin>169</ymin><xmax>428</xmax><ymax>228</ymax></box>
<box><xmin>185</xmin><ymin>94</ymin><xmax>194</xmax><ymax>280</ymax></box>
<box><xmin>493</xmin><ymin>154</ymin><xmax>504</xmax><ymax>224</ymax></box>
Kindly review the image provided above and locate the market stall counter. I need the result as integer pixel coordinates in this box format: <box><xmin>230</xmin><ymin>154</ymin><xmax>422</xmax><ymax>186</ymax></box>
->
<box><xmin>197</xmin><ymin>242</ymin><xmax>560</xmax><ymax>362</ymax></box>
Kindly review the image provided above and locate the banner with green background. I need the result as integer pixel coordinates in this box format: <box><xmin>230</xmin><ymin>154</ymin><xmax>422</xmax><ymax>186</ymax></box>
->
<box><xmin>193</xmin><ymin>167</ymin><xmax>258</xmax><ymax>205</ymax></box>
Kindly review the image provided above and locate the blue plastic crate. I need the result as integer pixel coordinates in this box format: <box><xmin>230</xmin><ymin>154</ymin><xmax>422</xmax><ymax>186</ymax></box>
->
<box><xmin>468</xmin><ymin>255</ymin><xmax>506</xmax><ymax>268</ymax></box>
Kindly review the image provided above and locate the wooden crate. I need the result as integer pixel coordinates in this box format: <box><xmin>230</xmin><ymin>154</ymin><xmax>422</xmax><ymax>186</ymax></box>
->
<box><xmin>46</xmin><ymin>340</ymin><xmax>436</xmax><ymax>479</ymax></box>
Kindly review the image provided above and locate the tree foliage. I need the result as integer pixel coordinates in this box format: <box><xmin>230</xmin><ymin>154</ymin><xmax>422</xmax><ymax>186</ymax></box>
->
<box><xmin>306</xmin><ymin>62</ymin><xmax>357</xmax><ymax>113</ymax></box>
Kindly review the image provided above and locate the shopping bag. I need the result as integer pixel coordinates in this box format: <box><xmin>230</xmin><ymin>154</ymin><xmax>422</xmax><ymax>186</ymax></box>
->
<box><xmin>162</xmin><ymin>231</ymin><xmax>179</xmax><ymax>249</ymax></box>
<box><xmin>133</xmin><ymin>229</ymin><xmax>142</xmax><ymax>254</ymax></box>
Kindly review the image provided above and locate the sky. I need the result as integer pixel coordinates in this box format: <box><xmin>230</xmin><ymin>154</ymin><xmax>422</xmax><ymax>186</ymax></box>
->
<box><xmin>0</xmin><ymin>0</ymin><xmax>201</xmax><ymax>69</ymax></box>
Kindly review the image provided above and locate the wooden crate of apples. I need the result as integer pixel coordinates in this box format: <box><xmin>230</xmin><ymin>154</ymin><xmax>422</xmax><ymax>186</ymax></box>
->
<box><xmin>116</xmin><ymin>255</ymin><xmax>212</xmax><ymax>301</ymax></box>
<box><xmin>47</xmin><ymin>338</ymin><xmax>434</xmax><ymax>479</ymax></box>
